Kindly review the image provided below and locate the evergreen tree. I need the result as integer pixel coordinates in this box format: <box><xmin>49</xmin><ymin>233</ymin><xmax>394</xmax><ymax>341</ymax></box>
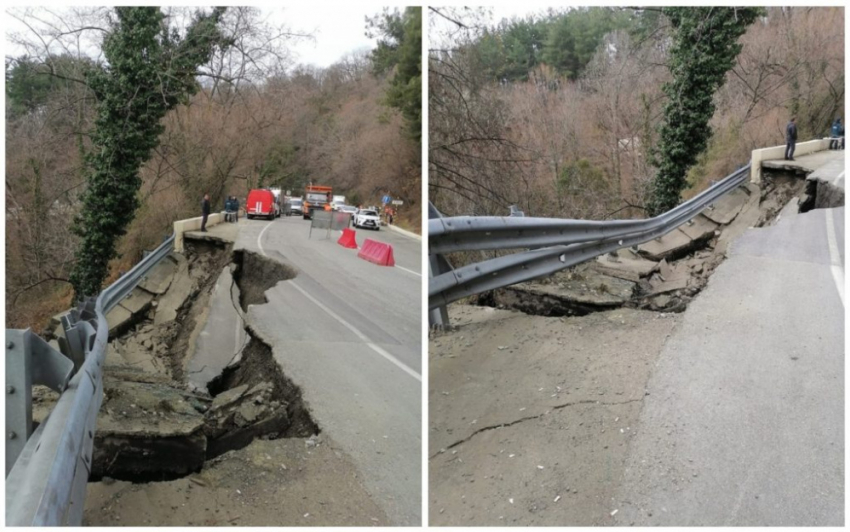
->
<box><xmin>647</xmin><ymin>7</ymin><xmax>762</xmax><ymax>216</ymax></box>
<box><xmin>367</xmin><ymin>7</ymin><xmax>421</xmax><ymax>141</ymax></box>
<box><xmin>69</xmin><ymin>7</ymin><xmax>230</xmax><ymax>298</ymax></box>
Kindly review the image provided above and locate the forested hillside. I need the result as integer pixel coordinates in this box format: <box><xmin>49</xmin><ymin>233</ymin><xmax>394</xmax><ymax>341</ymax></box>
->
<box><xmin>430</xmin><ymin>6</ymin><xmax>844</xmax><ymax>219</ymax></box>
<box><xmin>6</xmin><ymin>6</ymin><xmax>421</xmax><ymax>330</ymax></box>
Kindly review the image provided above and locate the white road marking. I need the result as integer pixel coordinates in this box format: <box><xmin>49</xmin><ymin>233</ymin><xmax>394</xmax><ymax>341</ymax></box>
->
<box><xmin>396</xmin><ymin>265</ymin><xmax>422</xmax><ymax>277</ymax></box>
<box><xmin>288</xmin><ymin>280</ymin><xmax>421</xmax><ymax>382</ymax></box>
<box><xmin>824</xmin><ymin>207</ymin><xmax>844</xmax><ymax>307</ymax></box>
<box><xmin>257</xmin><ymin>222</ymin><xmax>421</xmax><ymax>382</ymax></box>
<box><xmin>835</xmin><ymin>171</ymin><xmax>845</xmax><ymax>187</ymax></box>
<box><xmin>256</xmin><ymin>220</ymin><xmax>274</xmax><ymax>256</ymax></box>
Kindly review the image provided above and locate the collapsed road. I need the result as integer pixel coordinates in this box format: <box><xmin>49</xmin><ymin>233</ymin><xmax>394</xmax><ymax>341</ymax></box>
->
<box><xmin>429</xmin><ymin>151</ymin><xmax>844</xmax><ymax>526</ymax></box>
<box><xmin>38</xmin><ymin>213</ymin><xmax>421</xmax><ymax>525</ymax></box>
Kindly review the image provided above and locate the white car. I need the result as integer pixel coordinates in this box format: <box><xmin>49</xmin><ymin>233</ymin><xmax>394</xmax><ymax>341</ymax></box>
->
<box><xmin>353</xmin><ymin>209</ymin><xmax>380</xmax><ymax>230</ymax></box>
<box><xmin>339</xmin><ymin>205</ymin><xmax>357</xmax><ymax>223</ymax></box>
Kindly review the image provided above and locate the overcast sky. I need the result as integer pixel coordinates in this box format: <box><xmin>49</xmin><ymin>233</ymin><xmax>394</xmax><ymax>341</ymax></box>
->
<box><xmin>273</xmin><ymin>4</ymin><xmax>387</xmax><ymax>67</ymax></box>
<box><xmin>4</xmin><ymin>4</ymin><xmax>398</xmax><ymax>68</ymax></box>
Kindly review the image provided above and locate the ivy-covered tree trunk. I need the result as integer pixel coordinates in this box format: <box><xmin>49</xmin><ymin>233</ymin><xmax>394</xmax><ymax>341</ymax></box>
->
<box><xmin>647</xmin><ymin>7</ymin><xmax>761</xmax><ymax>216</ymax></box>
<box><xmin>69</xmin><ymin>7</ymin><xmax>228</xmax><ymax>298</ymax></box>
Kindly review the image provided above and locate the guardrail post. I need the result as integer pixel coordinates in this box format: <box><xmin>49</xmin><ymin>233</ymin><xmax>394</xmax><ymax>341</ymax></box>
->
<box><xmin>6</xmin><ymin>330</ymin><xmax>32</xmax><ymax>476</ymax></box>
<box><xmin>429</xmin><ymin>202</ymin><xmax>451</xmax><ymax>327</ymax></box>
<box><xmin>429</xmin><ymin>254</ymin><xmax>451</xmax><ymax>327</ymax></box>
<box><xmin>5</xmin><ymin>329</ymin><xmax>76</xmax><ymax>476</ymax></box>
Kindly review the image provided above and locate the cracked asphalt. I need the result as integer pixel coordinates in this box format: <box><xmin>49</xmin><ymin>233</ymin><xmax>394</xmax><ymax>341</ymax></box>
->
<box><xmin>430</xmin><ymin>155</ymin><xmax>844</xmax><ymax>526</ymax></box>
<box><xmin>429</xmin><ymin>306</ymin><xmax>679</xmax><ymax>525</ymax></box>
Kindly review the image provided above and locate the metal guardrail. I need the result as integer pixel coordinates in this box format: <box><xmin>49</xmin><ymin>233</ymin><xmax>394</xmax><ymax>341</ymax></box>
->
<box><xmin>429</xmin><ymin>164</ymin><xmax>751</xmax><ymax>321</ymax></box>
<box><xmin>5</xmin><ymin>233</ymin><xmax>176</xmax><ymax>526</ymax></box>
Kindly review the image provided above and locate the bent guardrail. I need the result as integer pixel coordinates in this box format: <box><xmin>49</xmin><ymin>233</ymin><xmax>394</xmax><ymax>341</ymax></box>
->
<box><xmin>429</xmin><ymin>164</ymin><xmax>750</xmax><ymax>323</ymax></box>
<box><xmin>5</xmin><ymin>233</ymin><xmax>175</xmax><ymax>526</ymax></box>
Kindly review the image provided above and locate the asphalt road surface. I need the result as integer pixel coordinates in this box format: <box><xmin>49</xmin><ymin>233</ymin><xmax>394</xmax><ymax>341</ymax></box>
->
<box><xmin>234</xmin><ymin>216</ymin><xmax>422</xmax><ymax>526</ymax></box>
<box><xmin>615</xmin><ymin>165</ymin><xmax>844</xmax><ymax>525</ymax></box>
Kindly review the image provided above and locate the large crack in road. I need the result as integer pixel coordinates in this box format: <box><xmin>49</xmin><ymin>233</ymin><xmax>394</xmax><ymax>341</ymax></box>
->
<box><xmin>86</xmin><ymin>241</ymin><xmax>319</xmax><ymax>482</ymax></box>
<box><xmin>68</xmin><ymin>232</ymin><xmax>390</xmax><ymax>525</ymax></box>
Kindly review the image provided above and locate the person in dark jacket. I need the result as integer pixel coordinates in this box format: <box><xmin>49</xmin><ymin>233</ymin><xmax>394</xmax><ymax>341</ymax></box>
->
<box><xmin>201</xmin><ymin>193</ymin><xmax>211</xmax><ymax>232</ymax></box>
<box><xmin>830</xmin><ymin>118</ymin><xmax>844</xmax><ymax>150</ymax></box>
<box><xmin>232</xmin><ymin>196</ymin><xmax>239</xmax><ymax>222</ymax></box>
<box><xmin>785</xmin><ymin>118</ymin><xmax>797</xmax><ymax>161</ymax></box>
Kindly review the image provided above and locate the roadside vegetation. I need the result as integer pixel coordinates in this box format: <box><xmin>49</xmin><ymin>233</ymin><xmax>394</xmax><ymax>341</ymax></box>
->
<box><xmin>429</xmin><ymin>6</ymin><xmax>844</xmax><ymax>220</ymax></box>
<box><xmin>6</xmin><ymin>6</ymin><xmax>421</xmax><ymax>330</ymax></box>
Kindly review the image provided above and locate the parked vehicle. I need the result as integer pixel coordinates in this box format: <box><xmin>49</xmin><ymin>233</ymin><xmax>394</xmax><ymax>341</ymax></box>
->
<box><xmin>353</xmin><ymin>208</ymin><xmax>380</xmax><ymax>230</ymax></box>
<box><xmin>246</xmin><ymin>189</ymin><xmax>278</xmax><ymax>220</ymax></box>
<box><xmin>290</xmin><ymin>197</ymin><xmax>304</xmax><ymax>216</ymax></box>
<box><xmin>331</xmin><ymin>194</ymin><xmax>346</xmax><ymax>210</ymax></box>
<box><xmin>338</xmin><ymin>205</ymin><xmax>357</xmax><ymax>225</ymax></box>
<box><xmin>303</xmin><ymin>185</ymin><xmax>333</xmax><ymax>219</ymax></box>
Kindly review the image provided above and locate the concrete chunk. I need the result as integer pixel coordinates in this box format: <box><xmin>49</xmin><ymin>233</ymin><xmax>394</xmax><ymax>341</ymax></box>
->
<box><xmin>154</xmin><ymin>253</ymin><xmax>191</xmax><ymax>325</ymax></box>
<box><xmin>678</xmin><ymin>214</ymin><xmax>718</xmax><ymax>241</ymax></box>
<box><xmin>702</xmin><ymin>187</ymin><xmax>749</xmax><ymax>225</ymax></box>
<box><xmin>594</xmin><ymin>250</ymin><xmax>658</xmax><ymax>281</ymax></box>
<box><xmin>92</xmin><ymin>377</ymin><xmax>208</xmax><ymax>479</ymax></box>
<box><xmin>139</xmin><ymin>256</ymin><xmax>177</xmax><ymax>295</ymax></box>
<box><xmin>638</xmin><ymin>228</ymin><xmax>694</xmax><ymax>262</ymax></box>
<box><xmin>211</xmin><ymin>384</ymin><xmax>250</xmax><ymax>411</ymax></box>
<box><xmin>106</xmin><ymin>305</ymin><xmax>133</xmax><ymax>336</ymax></box>
<box><xmin>117</xmin><ymin>287</ymin><xmax>154</xmax><ymax>315</ymax></box>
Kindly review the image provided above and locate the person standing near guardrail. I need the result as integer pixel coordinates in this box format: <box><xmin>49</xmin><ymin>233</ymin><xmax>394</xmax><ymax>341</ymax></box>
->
<box><xmin>830</xmin><ymin>117</ymin><xmax>844</xmax><ymax>150</ymax></box>
<box><xmin>201</xmin><ymin>193</ymin><xmax>210</xmax><ymax>232</ymax></box>
<box><xmin>785</xmin><ymin>117</ymin><xmax>797</xmax><ymax>161</ymax></box>
<box><xmin>224</xmin><ymin>196</ymin><xmax>232</xmax><ymax>222</ymax></box>
<box><xmin>232</xmin><ymin>195</ymin><xmax>240</xmax><ymax>222</ymax></box>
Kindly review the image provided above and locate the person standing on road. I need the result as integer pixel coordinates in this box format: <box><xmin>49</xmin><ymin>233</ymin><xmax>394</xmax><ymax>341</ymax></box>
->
<box><xmin>232</xmin><ymin>195</ymin><xmax>239</xmax><ymax>222</ymax></box>
<box><xmin>830</xmin><ymin>117</ymin><xmax>844</xmax><ymax>150</ymax></box>
<box><xmin>785</xmin><ymin>117</ymin><xmax>797</xmax><ymax>161</ymax></box>
<box><xmin>201</xmin><ymin>193</ymin><xmax>211</xmax><ymax>232</ymax></box>
<box><xmin>224</xmin><ymin>196</ymin><xmax>232</xmax><ymax>222</ymax></box>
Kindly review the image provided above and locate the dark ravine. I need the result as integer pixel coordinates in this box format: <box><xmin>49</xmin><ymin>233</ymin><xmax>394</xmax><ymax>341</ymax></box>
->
<box><xmin>231</xmin><ymin>249</ymin><xmax>298</xmax><ymax>312</ymax></box>
<box><xmin>799</xmin><ymin>178</ymin><xmax>845</xmax><ymax>213</ymax></box>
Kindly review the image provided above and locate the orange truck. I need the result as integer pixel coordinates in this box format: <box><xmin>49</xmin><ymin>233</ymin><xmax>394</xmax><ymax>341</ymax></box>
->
<box><xmin>303</xmin><ymin>185</ymin><xmax>333</xmax><ymax>220</ymax></box>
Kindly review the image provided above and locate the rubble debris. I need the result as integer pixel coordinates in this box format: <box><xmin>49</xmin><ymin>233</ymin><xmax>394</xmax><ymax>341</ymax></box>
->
<box><xmin>476</xmin><ymin>178</ymin><xmax>804</xmax><ymax>318</ymax></box>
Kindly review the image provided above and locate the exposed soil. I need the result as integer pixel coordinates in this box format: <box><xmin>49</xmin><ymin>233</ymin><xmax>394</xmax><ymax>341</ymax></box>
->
<box><xmin>84</xmin><ymin>436</ymin><xmax>389</xmax><ymax>526</ymax></box>
<box><xmin>429</xmin><ymin>305</ymin><xmax>680</xmax><ymax>526</ymax></box>
<box><xmin>798</xmin><ymin>177</ymin><xmax>846</xmax><ymax>213</ymax></box>
<box><xmin>231</xmin><ymin>249</ymin><xmax>298</xmax><ymax>312</ymax></box>
<box><xmin>206</xmin><ymin>332</ymin><xmax>320</xmax><ymax>454</ymax></box>
<box><xmin>78</xmin><ymin>232</ymin><xmax>385</xmax><ymax>526</ymax></box>
<box><xmin>86</xmin><ymin>237</ymin><xmax>319</xmax><ymax>484</ymax></box>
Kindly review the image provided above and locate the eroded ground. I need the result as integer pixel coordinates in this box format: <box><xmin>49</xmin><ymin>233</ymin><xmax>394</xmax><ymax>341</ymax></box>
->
<box><xmin>430</xmin><ymin>173</ymin><xmax>839</xmax><ymax>526</ymax></box>
<box><xmin>39</xmin><ymin>230</ymin><xmax>387</xmax><ymax>525</ymax></box>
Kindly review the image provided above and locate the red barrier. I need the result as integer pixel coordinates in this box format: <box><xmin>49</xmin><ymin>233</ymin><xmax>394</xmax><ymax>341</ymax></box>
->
<box><xmin>337</xmin><ymin>227</ymin><xmax>358</xmax><ymax>249</ymax></box>
<box><xmin>357</xmin><ymin>239</ymin><xmax>395</xmax><ymax>266</ymax></box>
